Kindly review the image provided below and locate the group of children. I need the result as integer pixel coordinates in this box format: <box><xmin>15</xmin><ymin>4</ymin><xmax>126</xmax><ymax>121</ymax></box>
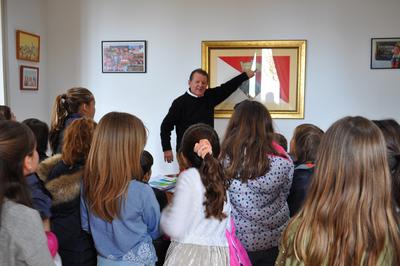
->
<box><xmin>1</xmin><ymin>87</ymin><xmax>400</xmax><ymax>266</ymax></box>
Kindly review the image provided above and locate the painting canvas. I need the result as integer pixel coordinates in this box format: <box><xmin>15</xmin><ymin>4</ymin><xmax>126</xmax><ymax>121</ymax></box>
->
<box><xmin>202</xmin><ymin>40</ymin><xmax>306</xmax><ymax>118</ymax></box>
<box><xmin>102</xmin><ymin>40</ymin><xmax>146</xmax><ymax>73</ymax></box>
<box><xmin>16</xmin><ymin>30</ymin><xmax>40</xmax><ymax>62</ymax></box>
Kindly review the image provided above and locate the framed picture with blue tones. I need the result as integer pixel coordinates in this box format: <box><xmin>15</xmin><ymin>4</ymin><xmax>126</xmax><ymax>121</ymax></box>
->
<box><xmin>20</xmin><ymin>65</ymin><xmax>39</xmax><ymax>90</ymax></box>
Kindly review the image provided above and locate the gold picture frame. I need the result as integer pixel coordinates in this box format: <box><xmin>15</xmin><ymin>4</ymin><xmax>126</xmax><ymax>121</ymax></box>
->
<box><xmin>202</xmin><ymin>40</ymin><xmax>306</xmax><ymax>119</ymax></box>
<box><xmin>16</xmin><ymin>30</ymin><xmax>40</xmax><ymax>62</ymax></box>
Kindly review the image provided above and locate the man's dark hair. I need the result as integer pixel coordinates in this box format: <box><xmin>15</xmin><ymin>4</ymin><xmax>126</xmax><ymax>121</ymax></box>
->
<box><xmin>189</xmin><ymin>68</ymin><xmax>209</xmax><ymax>81</ymax></box>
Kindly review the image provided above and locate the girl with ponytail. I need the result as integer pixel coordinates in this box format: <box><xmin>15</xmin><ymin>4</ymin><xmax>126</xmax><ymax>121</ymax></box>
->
<box><xmin>161</xmin><ymin>123</ymin><xmax>231</xmax><ymax>266</ymax></box>
<box><xmin>49</xmin><ymin>87</ymin><xmax>95</xmax><ymax>154</ymax></box>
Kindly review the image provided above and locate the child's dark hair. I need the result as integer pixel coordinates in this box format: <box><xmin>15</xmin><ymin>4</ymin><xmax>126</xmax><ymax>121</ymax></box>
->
<box><xmin>221</xmin><ymin>100</ymin><xmax>276</xmax><ymax>182</ymax></box>
<box><xmin>141</xmin><ymin>150</ymin><xmax>154</xmax><ymax>176</ymax></box>
<box><xmin>0</xmin><ymin>121</ymin><xmax>35</xmax><ymax>209</ymax></box>
<box><xmin>291</xmin><ymin>124</ymin><xmax>324</xmax><ymax>164</ymax></box>
<box><xmin>0</xmin><ymin>105</ymin><xmax>12</xmax><ymax>120</ymax></box>
<box><xmin>179</xmin><ymin>123</ymin><xmax>227</xmax><ymax>220</ymax></box>
<box><xmin>22</xmin><ymin>118</ymin><xmax>49</xmax><ymax>161</ymax></box>
<box><xmin>373</xmin><ymin>119</ymin><xmax>400</xmax><ymax>208</ymax></box>
<box><xmin>274</xmin><ymin>133</ymin><xmax>288</xmax><ymax>151</ymax></box>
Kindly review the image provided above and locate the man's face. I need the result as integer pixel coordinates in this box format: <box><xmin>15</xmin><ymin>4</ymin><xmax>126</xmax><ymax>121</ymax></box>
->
<box><xmin>188</xmin><ymin>73</ymin><xmax>208</xmax><ymax>97</ymax></box>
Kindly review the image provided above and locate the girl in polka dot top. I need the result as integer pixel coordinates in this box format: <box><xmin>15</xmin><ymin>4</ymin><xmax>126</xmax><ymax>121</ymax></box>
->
<box><xmin>220</xmin><ymin>100</ymin><xmax>294</xmax><ymax>266</ymax></box>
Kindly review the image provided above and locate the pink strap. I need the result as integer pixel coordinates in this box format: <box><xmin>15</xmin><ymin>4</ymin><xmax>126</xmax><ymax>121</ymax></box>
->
<box><xmin>226</xmin><ymin>218</ymin><xmax>252</xmax><ymax>266</ymax></box>
<box><xmin>46</xmin><ymin>231</ymin><xmax>58</xmax><ymax>257</ymax></box>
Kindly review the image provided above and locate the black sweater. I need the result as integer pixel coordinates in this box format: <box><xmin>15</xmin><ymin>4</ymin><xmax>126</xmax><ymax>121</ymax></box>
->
<box><xmin>160</xmin><ymin>72</ymin><xmax>248</xmax><ymax>151</ymax></box>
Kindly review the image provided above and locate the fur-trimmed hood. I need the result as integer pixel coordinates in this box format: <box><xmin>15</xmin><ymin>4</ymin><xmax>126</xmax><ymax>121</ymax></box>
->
<box><xmin>37</xmin><ymin>154</ymin><xmax>83</xmax><ymax>206</ymax></box>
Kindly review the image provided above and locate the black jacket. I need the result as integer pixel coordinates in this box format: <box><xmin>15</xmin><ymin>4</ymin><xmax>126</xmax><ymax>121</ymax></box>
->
<box><xmin>37</xmin><ymin>155</ymin><xmax>96</xmax><ymax>266</ymax></box>
<box><xmin>287</xmin><ymin>163</ymin><xmax>314</xmax><ymax>217</ymax></box>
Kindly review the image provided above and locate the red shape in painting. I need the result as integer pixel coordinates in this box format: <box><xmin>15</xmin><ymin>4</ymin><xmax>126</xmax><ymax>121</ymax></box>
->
<box><xmin>219</xmin><ymin>56</ymin><xmax>290</xmax><ymax>102</ymax></box>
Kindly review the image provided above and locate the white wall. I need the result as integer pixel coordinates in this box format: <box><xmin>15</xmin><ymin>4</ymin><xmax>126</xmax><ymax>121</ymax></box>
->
<box><xmin>0</xmin><ymin>0</ymin><xmax>5</xmax><ymax>104</ymax></box>
<box><xmin>4</xmin><ymin>0</ymin><xmax>48</xmax><ymax>121</ymax></box>
<box><xmin>6</xmin><ymin>0</ymin><xmax>400</xmax><ymax>176</ymax></box>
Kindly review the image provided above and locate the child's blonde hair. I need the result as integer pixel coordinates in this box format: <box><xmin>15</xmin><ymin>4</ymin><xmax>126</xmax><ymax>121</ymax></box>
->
<box><xmin>83</xmin><ymin>112</ymin><xmax>146</xmax><ymax>222</ymax></box>
<box><xmin>282</xmin><ymin>116</ymin><xmax>400</xmax><ymax>265</ymax></box>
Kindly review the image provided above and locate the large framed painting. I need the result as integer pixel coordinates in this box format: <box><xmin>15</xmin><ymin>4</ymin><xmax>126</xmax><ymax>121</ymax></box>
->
<box><xmin>202</xmin><ymin>40</ymin><xmax>306</xmax><ymax>118</ymax></box>
<box><xmin>371</xmin><ymin>38</ymin><xmax>400</xmax><ymax>69</ymax></box>
<box><xmin>102</xmin><ymin>40</ymin><xmax>147</xmax><ymax>73</ymax></box>
<box><xmin>16</xmin><ymin>30</ymin><xmax>40</xmax><ymax>62</ymax></box>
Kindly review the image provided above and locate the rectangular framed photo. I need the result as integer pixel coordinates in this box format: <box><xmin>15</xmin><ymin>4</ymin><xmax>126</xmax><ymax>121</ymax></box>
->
<box><xmin>371</xmin><ymin>38</ymin><xmax>400</xmax><ymax>69</ymax></box>
<box><xmin>202</xmin><ymin>40</ymin><xmax>306</xmax><ymax>119</ymax></box>
<box><xmin>16</xmin><ymin>30</ymin><xmax>40</xmax><ymax>62</ymax></box>
<box><xmin>20</xmin><ymin>65</ymin><xmax>39</xmax><ymax>91</ymax></box>
<box><xmin>102</xmin><ymin>40</ymin><xmax>147</xmax><ymax>73</ymax></box>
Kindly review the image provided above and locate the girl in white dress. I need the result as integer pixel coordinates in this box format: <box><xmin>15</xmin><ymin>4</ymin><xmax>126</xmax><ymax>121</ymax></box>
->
<box><xmin>161</xmin><ymin>123</ymin><xmax>230</xmax><ymax>266</ymax></box>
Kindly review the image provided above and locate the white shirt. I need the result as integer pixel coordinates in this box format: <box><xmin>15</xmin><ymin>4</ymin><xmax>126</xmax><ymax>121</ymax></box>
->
<box><xmin>187</xmin><ymin>89</ymin><xmax>199</xmax><ymax>98</ymax></box>
<box><xmin>160</xmin><ymin>168</ymin><xmax>230</xmax><ymax>246</ymax></box>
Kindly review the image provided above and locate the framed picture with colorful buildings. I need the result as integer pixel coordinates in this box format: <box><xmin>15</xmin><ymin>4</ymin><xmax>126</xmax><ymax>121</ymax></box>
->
<box><xmin>102</xmin><ymin>40</ymin><xmax>147</xmax><ymax>73</ymax></box>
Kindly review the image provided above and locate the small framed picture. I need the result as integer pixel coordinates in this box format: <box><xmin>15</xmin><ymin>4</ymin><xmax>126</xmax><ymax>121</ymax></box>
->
<box><xmin>102</xmin><ymin>40</ymin><xmax>147</xmax><ymax>73</ymax></box>
<box><xmin>20</xmin><ymin>65</ymin><xmax>39</xmax><ymax>90</ymax></box>
<box><xmin>371</xmin><ymin>38</ymin><xmax>400</xmax><ymax>69</ymax></box>
<box><xmin>16</xmin><ymin>30</ymin><xmax>40</xmax><ymax>62</ymax></box>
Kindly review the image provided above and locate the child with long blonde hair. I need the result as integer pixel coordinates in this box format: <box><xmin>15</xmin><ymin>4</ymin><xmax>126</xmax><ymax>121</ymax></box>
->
<box><xmin>81</xmin><ymin>112</ymin><xmax>160</xmax><ymax>265</ymax></box>
<box><xmin>277</xmin><ymin>116</ymin><xmax>400</xmax><ymax>266</ymax></box>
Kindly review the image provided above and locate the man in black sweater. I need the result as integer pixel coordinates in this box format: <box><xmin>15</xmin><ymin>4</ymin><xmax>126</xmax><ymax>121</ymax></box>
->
<box><xmin>160</xmin><ymin>68</ymin><xmax>255</xmax><ymax>162</ymax></box>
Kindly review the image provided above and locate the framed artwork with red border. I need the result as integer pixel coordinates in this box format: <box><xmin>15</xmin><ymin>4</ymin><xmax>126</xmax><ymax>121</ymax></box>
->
<box><xmin>16</xmin><ymin>30</ymin><xmax>40</xmax><ymax>62</ymax></box>
<box><xmin>202</xmin><ymin>40</ymin><xmax>306</xmax><ymax>119</ymax></box>
<box><xmin>20</xmin><ymin>65</ymin><xmax>39</xmax><ymax>90</ymax></box>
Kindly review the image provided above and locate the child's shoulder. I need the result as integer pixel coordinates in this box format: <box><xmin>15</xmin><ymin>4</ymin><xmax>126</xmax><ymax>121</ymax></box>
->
<box><xmin>178</xmin><ymin>168</ymin><xmax>202</xmax><ymax>184</ymax></box>
<box><xmin>125</xmin><ymin>181</ymin><xmax>158</xmax><ymax>208</ymax></box>
<box><xmin>2</xmin><ymin>201</ymin><xmax>41</xmax><ymax>229</ymax></box>
<box><xmin>179</xmin><ymin>167</ymin><xmax>200</xmax><ymax>178</ymax></box>
<box><xmin>128</xmin><ymin>180</ymin><xmax>155</xmax><ymax>198</ymax></box>
<box><xmin>129</xmin><ymin>179</ymin><xmax>153</xmax><ymax>190</ymax></box>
